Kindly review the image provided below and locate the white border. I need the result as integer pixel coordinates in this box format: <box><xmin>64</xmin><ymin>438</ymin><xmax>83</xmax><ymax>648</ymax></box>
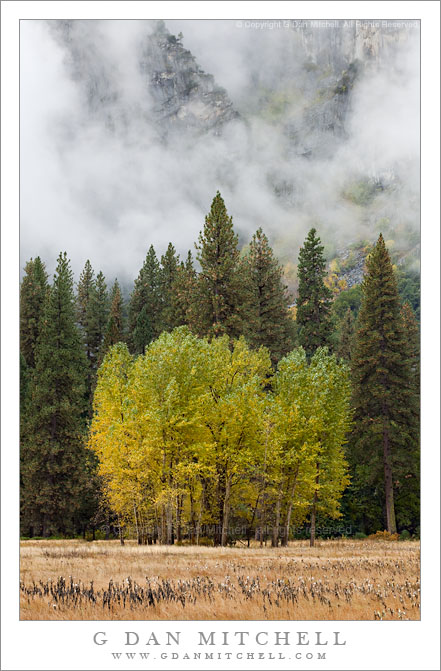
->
<box><xmin>2</xmin><ymin>2</ymin><xmax>440</xmax><ymax>670</ymax></box>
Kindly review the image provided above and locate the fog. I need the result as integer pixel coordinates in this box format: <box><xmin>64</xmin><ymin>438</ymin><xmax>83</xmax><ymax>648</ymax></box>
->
<box><xmin>20</xmin><ymin>20</ymin><xmax>420</xmax><ymax>284</ymax></box>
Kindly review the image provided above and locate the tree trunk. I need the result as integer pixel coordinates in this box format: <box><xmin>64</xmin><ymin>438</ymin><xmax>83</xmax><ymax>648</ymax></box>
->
<box><xmin>159</xmin><ymin>504</ymin><xmax>165</xmax><ymax>543</ymax></box>
<box><xmin>166</xmin><ymin>501</ymin><xmax>173</xmax><ymax>545</ymax></box>
<box><xmin>196</xmin><ymin>486</ymin><xmax>204</xmax><ymax>546</ymax></box>
<box><xmin>215</xmin><ymin>470</ymin><xmax>226</xmax><ymax>546</ymax></box>
<box><xmin>271</xmin><ymin>490</ymin><xmax>282</xmax><ymax>547</ymax></box>
<box><xmin>134</xmin><ymin>504</ymin><xmax>141</xmax><ymax>544</ymax></box>
<box><xmin>383</xmin><ymin>423</ymin><xmax>397</xmax><ymax>534</ymax></box>
<box><xmin>310</xmin><ymin>463</ymin><xmax>320</xmax><ymax>547</ymax></box>
<box><xmin>221</xmin><ymin>474</ymin><xmax>232</xmax><ymax>547</ymax></box>
<box><xmin>281</xmin><ymin>467</ymin><xmax>299</xmax><ymax>547</ymax></box>
<box><xmin>165</xmin><ymin>455</ymin><xmax>175</xmax><ymax>545</ymax></box>
<box><xmin>176</xmin><ymin>494</ymin><xmax>183</xmax><ymax>543</ymax></box>
<box><xmin>310</xmin><ymin>491</ymin><xmax>318</xmax><ymax>547</ymax></box>
<box><xmin>247</xmin><ymin>491</ymin><xmax>261</xmax><ymax>547</ymax></box>
<box><xmin>138</xmin><ymin>511</ymin><xmax>147</xmax><ymax>544</ymax></box>
<box><xmin>118</xmin><ymin>516</ymin><xmax>125</xmax><ymax>545</ymax></box>
<box><xmin>154</xmin><ymin>508</ymin><xmax>160</xmax><ymax>544</ymax></box>
<box><xmin>189</xmin><ymin>487</ymin><xmax>196</xmax><ymax>544</ymax></box>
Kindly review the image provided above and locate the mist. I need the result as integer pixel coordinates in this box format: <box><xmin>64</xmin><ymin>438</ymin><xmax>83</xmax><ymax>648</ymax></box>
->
<box><xmin>20</xmin><ymin>19</ymin><xmax>420</xmax><ymax>284</ymax></box>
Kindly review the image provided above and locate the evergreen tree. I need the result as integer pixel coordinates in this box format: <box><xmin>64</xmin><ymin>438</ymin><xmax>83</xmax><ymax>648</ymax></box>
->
<box><xmin>20</xmin><ymin>350</ymin><xmax>32</xmax><ymax>536</ymax></box>
<box><xmin>103</xmin><ymin>279</ymin><xmax>124</xmax><ymax>354</ymax></box>
<box><xmin>244</xmin><ymin>228</ymin><xmax>295</xmax><ymax>365</ymax></box>
<box><xmin>77</xmin><ymin>260</ymin><xmax>98</xmax><ymax>414</ymax></box>
<box><xmin>400</xmin><ymin>301</ymin><xmax>420</xmax><ymax>395</ymax></box>
<box><xmin>20</xmin><ymin>257</ymin><xmax>49</xmax><ymax>368</ymax></box>
<box><xmin>337</xmin><ymin>307</ymin><xmax>355</xmax><ymax>362</ymax></box>
<box><xmin>195</xmin><ymin>191</ymin><xmax>246</xmax><ymax>338</ymax></box>
<box><xmin>160</xmin><ymin>242</ymin><xmax>180</xmax><ymax>331</ymax></box>
<box><xmin>77</xmin><ymin>260</ymin><xmax>95</xmax><ymax>333</ymax></box>
<box><xmin>173</xmin><ymin>251</ymin><xmax>198</xmax><ymax>328</ymax></box>
<box><xmin>128</xmin><ymin>245</ymin><xmax>162</xmax><ymax>353</ymax></box>
<box><xmin>21</xmin><ymin>252</ymin><xmax>90</xmax><ymax>536</ymax></box>
<box><xmin>350</xmin><ymin>234</ymin><xmax>419</xmax><ymax>534</ymax></box>
<box><xmin>89</xmin><ymin>270</ymin><xmax>109</xmax><ymax>366</ymax></box>
<box><xmin>393</xmin><ymin>302</ymin><xmax>420</xmax><ymax>531</ymax></box>
<box><xmin>397</xmin><ymin>265</ymin><xmax>420</xmax><ymax>321</ymax></box>
<box><xmin>296</xmin><ymin>228</ymin><xmax>333</xmax><ymax>357</ymax></box>
<box><xmin>20</xmin><ymin>353</ymin><xmax>30</xmax><ymax>407</ymax></box>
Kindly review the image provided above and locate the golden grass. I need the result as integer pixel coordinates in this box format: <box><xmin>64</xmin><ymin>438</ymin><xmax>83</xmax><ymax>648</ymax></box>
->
<box><xmin>20</xmin><ymin>539</ymin><xmax>420</xmax><ymax>621</ymax></box>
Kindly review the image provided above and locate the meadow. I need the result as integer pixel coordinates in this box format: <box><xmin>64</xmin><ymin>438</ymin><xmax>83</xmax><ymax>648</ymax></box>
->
<box><xmin>20</xmin><ymin>539</ymin><xmax>420</xmax><ymax>621</ymax></box>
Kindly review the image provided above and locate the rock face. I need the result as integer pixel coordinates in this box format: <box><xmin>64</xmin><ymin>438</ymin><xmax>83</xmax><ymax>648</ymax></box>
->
<box><xmin>293</xmin><ymin>19</ymin><xmax>414</xmax><ymax>69</ymax></box>
<box><xmin>264</xmin><ymin>20</ymin><xmax>417</xmax><ymax>160</ymax></box>
<box><xmin>337</xmin><ymin>249</ymin><xmax>367</xmax><ymax>288</ymax></box>
<box><xmin>49</xmin><ymin>19</ymin><xmax>416</xmax><ymax>149</ymax></box>
<box><xmin>49</xmin><ymin>19</ymin><xmax>238</xmax><ymax>137</ymax></box>
<box><xmin>140</xmin><ymin>21</ymin><xmax>238</xmax><ymax>134</ymax></box>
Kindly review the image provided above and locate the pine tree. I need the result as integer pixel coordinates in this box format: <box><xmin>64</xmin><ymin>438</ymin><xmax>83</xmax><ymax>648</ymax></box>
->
<box><xmin>89</xmin><ymin>270</ymin><xmax>109</xmax><ymax>366</ymax></box>
<box><xmin>21</xmin><ymin>252</ymin><xmax>90</xmax><ymax>536</ymax></box>
<box><xmin>160</xmin><ymin>243</ymin><xmax>180</xmax><ymax>331</ymax></box>
<box><xmin>77</xmin><ymin>260</ymin><xmax>95</xmax><ymax>333</ymax></box>
<box><xmin>401</xmin><ymin>302</ymin><xmax>420</xmax><ymax>396</ymax></box>
<box><xmin>393</xmin><ymin>301</ymin><xmax>420</xmax><ymax>531</ymax></box>
<box><xmin>296</xmin><ymin>228</ymin><xmax>333</xmax><ymax>358</ymax></box>
<box><xmin>20</xmin><ymin>257</ymin><xmax>49</xmax><ymax>533</ymax></box>
<box><xmin>128</xmin><ymin>245</ymin><xmax>162</xmax><ymax>353</ymax></box>
<box><xmin>103</xmin><ymin>280</ymin><xmax>125</xmax><ymax>354</ymax></box>
<box><xmin>20</xmin><ymin>257</ymin><xmax>49</xmax><ymax>368</ymax></box>
<box><xmin>195</xmin><ymin>191</ymin><xmax>246</xmax><ymax>338</ymax></box>
<box><xmin>77</xmin><ymin>260</ymin><xmax>97</xmax><ymax>413</ymax></box>
<box><xmin>244</xmin><ymin>228</ymin><xmax>295</xmax><ymax>365</ymax></box>
<box><xmin>20</xmin><ymin>353</ymin><xmax>30</xmax><ymax>407</ymax></box>
<box><xmin>350</xmin><ymin>234</ymin><xmax>418</xmax><ymax>534</ymax></box>
<box><xmin>337</xmin><ymin>307</ymin><xmax>355</xmax><ymax>362</ymax></box>
<box><xmin>173</xmin><ymin>251</ymin><xmax>198</xmax><ymax>328</ymax></box>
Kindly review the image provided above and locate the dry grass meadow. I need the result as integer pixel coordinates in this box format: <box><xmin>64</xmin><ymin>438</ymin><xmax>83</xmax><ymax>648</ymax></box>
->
<box><xmin>20</xmin><ymin>539</ymin><xmax>420</xmax><ymax>621</ymax></box>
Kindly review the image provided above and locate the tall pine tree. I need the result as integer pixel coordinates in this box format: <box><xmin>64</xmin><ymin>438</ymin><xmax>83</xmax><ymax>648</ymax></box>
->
<box><xmin>244</xmin><ymin>228</ymin><xmax>295</xmax><ymax>365</ymax></box>
<box><xmin>296</xmin><ymin>228</ymin><xmax>333</xmax><ymax>358</ymax></box>
<box><xmin>103</xmin><ymin>279</ymin><xmax>125</xmax><ymax>354</ymax></box>
<box><xmin>89</xmin><ymin>270</ymin><xmax>109</xmax><ymax>359</ymax></box>
<box><xmin>173</xmin><ymin>251</ymin><xmax>198</xmax><ymax>328</ymax></box>
<box><xmin>77</xmin><ymin>261</ymin><xmax>98</xmax><ymax>414</ymax></box>
<box><xmin>77</xmin><ymin>260</ymin><xmax>95</xmax><ymax>333</ymax></box>
<box><xmin>393</xmin><ymin>301</ymin><xmax>420</xmax><ymax>531</ymax></box>
<box><xmin>20</xmin><ymin>257</ymin><xmax>49</xmax><ymax>368</ymax></box>
<box><xmin>350</xmin><ymin>234</ymin><xmax>419</xmax><ymax>534</ymax></box>
<box><xmin>21</xmin><ymin>252</ymin><xmax>90</xmax><ymax>536</ymax></box>
<box><xmin>128</xmin><ymin>245</ymin><xmax>162</xmax><ymax>353</ymax></box>
<box><xmin>195</xmin><ymin>191</ymin><xmax>246</xmax><ymax>338</ymax></box>
<box><xmin>160</xmin><ymin>243</ymin><xmax>180</xmax><ymax>331</ymax></box>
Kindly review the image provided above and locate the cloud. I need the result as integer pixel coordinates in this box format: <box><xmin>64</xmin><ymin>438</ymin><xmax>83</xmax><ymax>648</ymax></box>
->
<box><xmin>20</xmin><ymin>20</ymin><xmax>420</xmax><ymax>285</ymax></box>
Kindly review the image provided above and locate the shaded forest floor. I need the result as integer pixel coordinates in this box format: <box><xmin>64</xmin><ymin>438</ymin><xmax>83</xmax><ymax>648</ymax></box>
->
<box><xmin>20</xmin><ymin>539</ymin><xmax>420</xmax><ymax>621</ymax></box>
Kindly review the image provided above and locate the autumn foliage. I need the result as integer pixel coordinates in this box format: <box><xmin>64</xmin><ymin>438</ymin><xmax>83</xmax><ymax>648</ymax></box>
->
<box><xmin>89</xmin><ymin>328</ymin><xmax>351</xmax><ymax>546</ymax></box>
